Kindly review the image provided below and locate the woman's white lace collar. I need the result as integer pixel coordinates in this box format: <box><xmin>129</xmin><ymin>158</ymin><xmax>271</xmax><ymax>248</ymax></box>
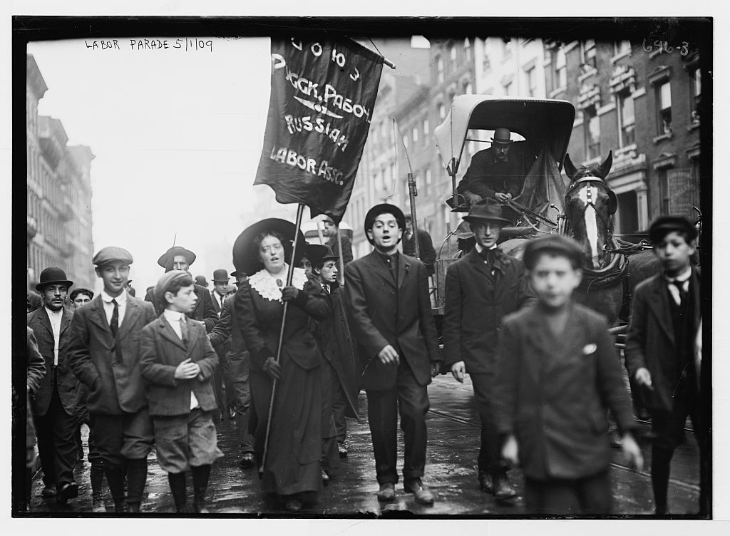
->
<box><xmin>249</xmin><ymin>265</ymin><xmax>307</xmax><ymax>302</ymax></box>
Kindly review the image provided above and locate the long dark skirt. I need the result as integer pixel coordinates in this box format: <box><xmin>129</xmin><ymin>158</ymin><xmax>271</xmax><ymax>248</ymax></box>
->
<box><xmin>251</xmin><ymin>358</ymin><xmax>323</xmax><ymax>496</ymax></box>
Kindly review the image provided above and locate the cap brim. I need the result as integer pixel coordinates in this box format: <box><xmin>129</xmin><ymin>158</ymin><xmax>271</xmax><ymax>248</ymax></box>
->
<box><xmin>463</xmin><ymin>215</ymin><xmax>510</xmax><ymax>225</ymax></box>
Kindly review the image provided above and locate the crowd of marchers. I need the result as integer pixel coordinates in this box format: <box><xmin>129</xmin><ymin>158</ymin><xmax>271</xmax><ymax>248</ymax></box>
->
<box><xmin>21</xmin><ymin>197</ymin><xmax>705</xmax><ymax>516</ymax></box>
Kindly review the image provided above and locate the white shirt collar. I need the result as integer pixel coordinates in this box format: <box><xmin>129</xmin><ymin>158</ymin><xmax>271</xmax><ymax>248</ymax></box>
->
<box><xmin>163</xmin><ymin>309</ymin><xmax>185</xmax><ymax>322</ymax></box>
<box><xmin>44</xmin><ymin>306</ymin><xmax>63</xmax><ymax>319</ymax></box>
<box><xmin>474</xmin><ymin>243</ymin><xmax>497</xmax><ymax>254</ymax></box>
<box><xmin>666</xmin><ymin>266</ymin><xmax>692</xmax><ymax>283</ymax></box>
<box><xmin>101</xmin><ymin>289</ymin><xmax>128</xmax><ymax>305</ymax></box>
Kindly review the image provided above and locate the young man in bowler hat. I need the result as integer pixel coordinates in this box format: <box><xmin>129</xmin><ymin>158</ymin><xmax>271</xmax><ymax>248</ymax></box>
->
<box><xmin>344</xmin><ymin>204</ymin><xmax>442</xmax><ymax>505</ymax></box>
<box><xmin>27</xmin><ymin>267</ymin><xmax>80</xmax><ymax>504</ymax></box>
<box><xmin>144</xmin><ymin>246</ymin><xmax>218</xmax><ymax>332</ymax></box>
<box><xmin>210</xmin><ymin>268</ymin><xmax>233</xmax><ymax>419</ymax></box>
<box><xmin>443</xmin><ymin>199</ymin><xmax>535</xmax><ymax>501</ymax></box>
<box><xmin>625</xmin><ymin>215</ymin><xmax>707</xmax><ymax>516</ymax></box>
<box><xmin>67</xmin><ymin>247</ymin><xmax>157</xmax><ymax>513</ymax></box>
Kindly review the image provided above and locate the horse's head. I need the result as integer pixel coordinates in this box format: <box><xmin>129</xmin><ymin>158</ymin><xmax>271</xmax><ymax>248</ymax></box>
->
<box><xmin>563</xmin><ymin>151</ymin><xmax>617</xmax><ymax>269</ymax></box>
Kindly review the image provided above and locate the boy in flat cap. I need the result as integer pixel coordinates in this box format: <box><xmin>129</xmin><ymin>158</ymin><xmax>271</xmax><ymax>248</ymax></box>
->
<box><xmin>625</xmin><ymin>215</ymin><xmax>707</xmax><ymax>516</ymax></box>
<box><xmin>27</xmin><ymin>267</ymin><xmax>79</xmax><ymax>504</ymax></box>
<box><xmin>494</xmin><ymin>235</ymin><xmax>643</xmax><ymax>515</ymax></box>
<box><xmin>145</xmin><ymin>246</ymin><xmax>218</xmax><ymax>332</ymax></box>
<box><xmin>344</xmin><ymin>204</ymin><xmax>441</xmax><ymax>505</ymax></box>
<box><xmin>140</xmin><ymin>271</ymin><xmax>222</xmax><ymax>513</ymax></box>
<box><xmin>67</xmin><ymin>247</ymin><xmax>157</xmax><ymax>513</ymax></box>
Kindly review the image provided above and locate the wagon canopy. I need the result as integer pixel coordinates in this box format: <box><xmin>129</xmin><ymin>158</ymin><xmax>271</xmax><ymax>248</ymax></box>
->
<box><xmin>434</xmin><ymin>95</ymin><xmax>575</xmax><ymax>176</ymax></box>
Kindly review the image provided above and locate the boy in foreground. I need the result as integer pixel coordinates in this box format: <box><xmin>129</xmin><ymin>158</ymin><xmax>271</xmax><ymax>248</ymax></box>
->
<box><xmin>625</xmin><ymin>216</ymin><xmax>706</xmax><ymax>516</ymax></box>
<box><xmin>494</xmin><ymin>235</ymin><xmax>643</xmax><ymax>515</ymax></box>
<box><xmin>140</xmin><ymin>271</ymin><xmax>222</xmax><ymax>513</ymax></box>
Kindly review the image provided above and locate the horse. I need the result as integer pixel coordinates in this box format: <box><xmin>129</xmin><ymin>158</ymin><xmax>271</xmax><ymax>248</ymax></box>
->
<box><xmin>559</xmin><ymin>151</ymin><xmax>629</xmax><ymax>325</ymax></box>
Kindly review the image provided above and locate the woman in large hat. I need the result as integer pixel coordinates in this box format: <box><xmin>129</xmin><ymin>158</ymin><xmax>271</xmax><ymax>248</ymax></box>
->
<box><xmin>232</xmin><ymin>219</ymin><xmax>331</xmax><ymax>511</ymax></box>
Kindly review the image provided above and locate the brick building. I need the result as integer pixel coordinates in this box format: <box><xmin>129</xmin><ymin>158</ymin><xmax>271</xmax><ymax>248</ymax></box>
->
<box><xmin>544</xmin><ymin>39</ymin><xmax>703</xmax><ymax>234</ymax></box>
<box><xmin>26</xmin><ymin>54</ymin><xmax>96</xmax><ymax>291</ymax></box>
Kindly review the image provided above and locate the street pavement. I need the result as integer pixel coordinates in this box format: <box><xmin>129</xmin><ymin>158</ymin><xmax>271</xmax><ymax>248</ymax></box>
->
<box><xmin>27</xmin><ymin>374</ymin><xmax>702</xmax><ymax>517</ymax></box>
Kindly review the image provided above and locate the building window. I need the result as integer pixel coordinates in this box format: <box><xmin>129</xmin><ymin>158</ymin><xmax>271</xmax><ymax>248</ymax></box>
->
<box><xmin>437</xmin><ymin>56</ymin><xmax>444</xmax><ymax>84</ymax></box>
<box><xmin>555</xmin><ymin>47</ymin><xmax>567</xmax><ymax>89</ymax></box>
<box><xmin>584</xmin><ymin>106</ymin><xmax>601</xmax><ymax>160</ymax></box>
<box><xmin>438</xmin><ymin>103</ymin><xmax>446</xmax><ymax>120</ymax></box>
<box><xmin>450</xmin><ymin>45</ymin><xmax>457</xmax><ymax>72</ymax></box>
<box><xmin>502</xmin><ymin>38</ymin><xmax>512</xmax><ymax>59</ymax></box>
<box><xmin>504</xmin><ymin>81</ymin><xmax>513</xmax><ymax>96</ymax></box>
<box><xmin>689</xmin><ymin>66</ymin><xmax>701</xmax><ymax>124</ymax></box>
<box><xmin>613</xmin><ymin>40</ymin><xmax>631</xmax><ymax>57</ymax></box>
<box><xmin>580</xmin><ymin>40</ymin><xmax>597</xmax><ymax>69</ymax></box>
<box><xmin>618</xmin><ymin>91</ymin><xmax>636</xmax><ymax>147</ymax></box>
<box><xmin>526</xmin><ymin>66</ymin><xmax>537</xmax><ymax>97</ymax></box>
<box><xmin>656</xmin><ymin>80</ymin><xmax>672</xmax><ymax>135</ymax></box>
<box><xmin>423</xmin><ymin>118</ymin><xmax>430</xmax><ymax>137</ymax></box>
<box><xmin>425</xmin><ymin>168</ymin><xmax>432</xmax><ymax>196</ymax></box>
<box><xmin>402</xmin><ymin>135</ymin><xmax>408</xmax><ymax>150</ymax></box>
<box><xmin>412</xmin><ymin>126</ymin><xmax>419</xmax><ymax>144</ymax></box>
<box><xmin>483</xmin><ymin>48</ymin><xmax>491</xmax><ymax>73</ymax></box>
<box><xmin>464</xmin><ymin>38</ymin><xmax>471</xmax><ymax>61</ymax></box>
<box><xmin>464</xmin><ymin>81</ymin><xmax>473</xmax><ymax>95</ymax></box>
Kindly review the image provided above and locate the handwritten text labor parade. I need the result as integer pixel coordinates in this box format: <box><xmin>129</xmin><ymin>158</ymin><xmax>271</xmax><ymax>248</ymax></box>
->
<box><xmin>84</xmin><ymin>38</ymin><xmax>213</xmax><ymax>52</ymax></box>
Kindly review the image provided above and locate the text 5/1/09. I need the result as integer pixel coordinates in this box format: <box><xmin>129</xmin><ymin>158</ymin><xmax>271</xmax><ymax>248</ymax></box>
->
<box><xmin>127</xmin><ymin>39</ymin><xmax>213</xmax><ymax>52</ymax></box>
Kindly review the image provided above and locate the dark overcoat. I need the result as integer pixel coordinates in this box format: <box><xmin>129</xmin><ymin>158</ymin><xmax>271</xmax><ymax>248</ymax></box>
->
<box><xmin>442</xmin><ymin>247</ymin><xmax>535</xmax><ymax>374</ymax></box>
<box><xmin>493</xmin><ymin>303</ymin><xmax>637</xmax><ymax>481</ymax></box>
<box><xmin>27</xmin><ymin>307</ymin><xmax>77</xmax><ymax>416</ymax></box>
<box><xmin>139</xmin><ymin>314</ymin><xmax>219</xmax><ymax>416</ymax></box>
<box><xmin>67</xmin><ymin>294</ymin><xmax>157</xmax><ymax>415</ymax></box>
<box><xmin>625</xmin><ymin>268</ymin><xmax>702</xmax><ymax>412</ymax></box>
<box><xmin>344</xmin><ymin>251</ymin><xmax>440</xmax><ymax>391</ymax></box>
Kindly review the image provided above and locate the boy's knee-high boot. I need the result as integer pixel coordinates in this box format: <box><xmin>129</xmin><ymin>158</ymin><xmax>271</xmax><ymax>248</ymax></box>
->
<box><xmin>168</xmin><ymin>472</ymin><xmax>188</xmax><ymax>513</ymax></box>
<box><xmin>191</xmin><ymin>464</ymin><xmax>212</xmax><ymax>513</ymax></box>
<box><xmin>125</xmin><ymin>458</ymin><xmax>148</xmax><ymax>513</ymax></box>
<box><xmin>104</xmin><ymin>464</ymin><xmax>127</xmax><ymax>513</ymax></box>
<box><xmin>651</xmin><ymin>446</ymin><xmax>673</xmax><ymax>515</ymax></box>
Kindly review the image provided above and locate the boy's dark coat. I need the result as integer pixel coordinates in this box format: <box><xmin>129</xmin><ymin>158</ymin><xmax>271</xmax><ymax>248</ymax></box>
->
<box><xmin>494</xmin><ymin>303</ymin><xmax>636</xmax><ymax>480</ymax></box>
<box><xmin>139</xmin><ymin>314</ymin><xmax>219</xmax><ymax>416</ymax></box>
<box><xmin>625</xmin><ymin>268</ymin><xmax>702</xmax><ymax>412</ymax></box>
<box><xmin>67</xmin><ymin>294</ymin><xmax>157</xmax><ymax>415</ymax></box>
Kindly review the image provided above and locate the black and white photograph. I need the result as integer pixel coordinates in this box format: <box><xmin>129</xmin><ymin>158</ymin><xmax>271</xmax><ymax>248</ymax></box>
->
<box><xmin>8</xmin><ymin>2</ymin><xmax>722</xmax><ymax>529</ymax></box>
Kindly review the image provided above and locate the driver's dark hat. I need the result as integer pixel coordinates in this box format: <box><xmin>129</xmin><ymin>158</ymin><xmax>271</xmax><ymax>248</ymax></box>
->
<box><xmin>491</xmin><ymin>127</ymin><xmax>513</xmax><ymax>146</ymax></box>
<box><xmin>463</xmin><ymin>199</ymin><xmax>510</xmax><ymax>225</ymax></box>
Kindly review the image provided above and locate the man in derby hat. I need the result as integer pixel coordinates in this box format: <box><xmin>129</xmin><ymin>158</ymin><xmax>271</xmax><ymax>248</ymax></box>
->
<box><xmin>67</xmin><ymin>247</ymin><xmax>157</xmax><ymax>513</ymax></box>
<box><xmin>208</xmin><ymin>268</ymin><xmax>256</xmax><ymax>469</ymax></box>
<box><xmin>456</xmin><ymin>127</ymin><xmax>537</xmax><ymax>208</ymax></box>
<box><xmin>144</xmin><ymin>245</ymin><xmax>217</xmax><ymax>333</ymax></box>
<box><xmin>27</xmin><ymin>267</ymin><xmax>80</xmax><ymax>504</ymax></box>
<box><xmin>443</xmin><ymin>199</ymin><xmax>535</xmax><ymax>502</ymax></box>
<box><xmin>344</xmin><ymin>203</ymin><xmax>441</xmax><ymax>505</ymax></box>
<box><xmin>210</xmin><ymin>268</ymin><xmax>234</xmax><ymax>420</ymax></box>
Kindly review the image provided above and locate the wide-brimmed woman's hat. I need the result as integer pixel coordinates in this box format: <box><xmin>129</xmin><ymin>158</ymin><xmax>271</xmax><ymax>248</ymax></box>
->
<box><xmin>462</xmin><ymin>199</ymin><xmax>511</xmax><ymax>225</ymax></box>
<box><xmin>233</xmin><ymin>218</ymin><xmax>306</xmax><ymax>276</ymax></box>
<box><xmin>36</xmin><ymin>267</ymin><xmax>74</xmax><ymax>292</ymax></box>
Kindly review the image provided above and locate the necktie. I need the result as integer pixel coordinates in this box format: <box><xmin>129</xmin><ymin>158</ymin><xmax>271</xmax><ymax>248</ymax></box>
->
<box><xmin>479</xmin><ymin>248</ymin><xmax>498</xmax><ymax>265</ymax></box>
<box><xmin>110</xmin><ymin>299</ymin><xmax>123</xmax><ymax>363</ymax></box>
<box><xmin>672</xmin><ymin>280</ymin><xmax>687</xmax><ymax>306</ymax></box>
<box><xmin>110</xmin><ymin>299</ymin><xmax>119</xmax><ymax>337</ymax></box>
<box><xmin>180</xmin><ymin>316</ymin><xmax>189</xmax><ymax>347</ymax></box>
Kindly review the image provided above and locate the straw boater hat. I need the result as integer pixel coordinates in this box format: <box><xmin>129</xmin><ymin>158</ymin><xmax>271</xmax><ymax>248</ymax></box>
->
<box><xmin>462</xmin><ymin>199</ymin><xmax>511</xmax><ymax>226</ymax></box>
<box><xmin>491</xmin><ymin>127</ymin><xmax>513</xmax><ymax>146</ymax></box>
<box><xmin>363</xmin><ymin>203</ymin><xmax>406</xmax><ymax>245</ymax></box>
<box><xmin>35</xmin><ymin>267</ymin><xmax>74</xmax><ymax>292</ymax></box>
<box><xmin>232</xmin><ymin>218</ymin><xmax>306</xmax><ymax>276</ymax></box>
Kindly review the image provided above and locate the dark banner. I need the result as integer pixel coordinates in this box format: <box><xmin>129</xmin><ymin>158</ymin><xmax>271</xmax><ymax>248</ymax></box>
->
<box><xmin>254</xmin><ymin>36</ymin><xmax>384</xmax><ymax>224</ymax></box>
